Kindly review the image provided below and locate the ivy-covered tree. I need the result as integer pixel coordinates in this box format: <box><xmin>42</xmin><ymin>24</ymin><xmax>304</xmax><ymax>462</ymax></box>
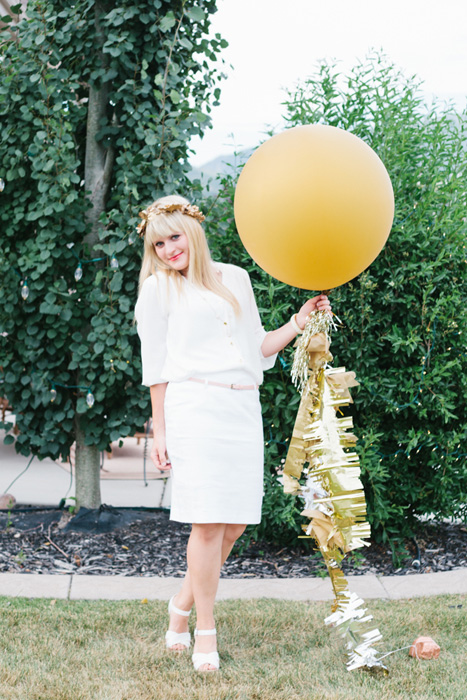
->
<box><xmin>204</xmin><ymin>55</ymin><xmax>467</xmax><ymax>545</ymax></box>
<box><xmin>0</xmin><ymin>0</ymin><xmax>226</xmax><ymax>508</ymax></box>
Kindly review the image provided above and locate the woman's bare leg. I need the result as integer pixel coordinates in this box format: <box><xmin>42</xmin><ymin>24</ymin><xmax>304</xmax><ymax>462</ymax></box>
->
<box><xmin>187</xmin><ymin>523</ymin><xmax>224</xmax><ymax>670</ymax></box>
<box><xmin>171</xmin><ymin>523</ymin><xmax>246</xmax><ymax>611</ymax></box>
<box><xmin>168</xmin><ymin>523</ymin><xmax>246</xmax><ymax>665</ymax></box>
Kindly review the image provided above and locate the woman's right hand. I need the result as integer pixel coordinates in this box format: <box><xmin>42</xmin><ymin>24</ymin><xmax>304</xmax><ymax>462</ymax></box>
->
<box><xmin>151</xmin><ymin>434</ymin><xmax>171</xmax><ymax>471</ymax></box>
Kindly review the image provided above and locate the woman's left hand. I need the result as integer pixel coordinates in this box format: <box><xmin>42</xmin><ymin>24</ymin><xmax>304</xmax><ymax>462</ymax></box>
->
<box><xmin>296</xmin><ymin>295</ymin><xmax>332</xmax><ymax>330</ymax></box>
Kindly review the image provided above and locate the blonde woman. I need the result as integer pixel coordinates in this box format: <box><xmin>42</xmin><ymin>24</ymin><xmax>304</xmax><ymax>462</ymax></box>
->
<box><xmin>134</xmin><ymin>195</ymin><xmax>331</xmax><ymax>672</ymax></box>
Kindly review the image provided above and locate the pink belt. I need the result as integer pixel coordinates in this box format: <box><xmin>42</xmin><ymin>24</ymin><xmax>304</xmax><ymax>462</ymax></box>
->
<box><xmin>188</xmin><ymin>377</ymin><xmax>259</xmax><ymax>391</ymax></box>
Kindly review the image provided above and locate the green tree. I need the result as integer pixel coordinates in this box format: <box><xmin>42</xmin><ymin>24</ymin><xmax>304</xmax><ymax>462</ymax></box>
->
<box><xmin>205</xmin><ymin>55</ymin><xmax>467</xmax><ymax>546</ymax></box>
<box><xmin>0</xmin><ymin>0</ymin><xmax>226</xmax><ymax>508</ymax></box>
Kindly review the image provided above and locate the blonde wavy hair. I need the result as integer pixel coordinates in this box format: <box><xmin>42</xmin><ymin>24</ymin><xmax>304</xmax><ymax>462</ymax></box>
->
<box><xmin>137</xmin><ymin>195</ymin><xmax>240</xmax><ymax>314</ymax></box>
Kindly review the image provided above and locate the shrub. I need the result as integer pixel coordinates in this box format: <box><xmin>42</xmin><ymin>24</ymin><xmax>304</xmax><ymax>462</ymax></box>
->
<box><xmin>0</xmin><ymin>0</ymin><xmax>225</xmax><ymax>507</ymax></box>
<box><xmin>204</xmin><ymin>55</ymin><xmax>467</xmax><ymax>546</ymax></box>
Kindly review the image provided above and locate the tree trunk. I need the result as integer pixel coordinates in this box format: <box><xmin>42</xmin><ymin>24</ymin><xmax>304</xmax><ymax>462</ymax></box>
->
<box><xmin>74</xmin><ymin>0</ymin><xmax>115</xmax><ymax>510</ymax></box>
<box><xmin>74</xmin><ymin>416</ymin><xmax>101</xmax><ymax>509</ymax></box>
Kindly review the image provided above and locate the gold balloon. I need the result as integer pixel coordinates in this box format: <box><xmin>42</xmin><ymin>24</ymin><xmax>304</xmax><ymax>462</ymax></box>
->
<box><xmin>234</xmin><ymin>125</ymin><xmax>394</xmax><ymax>290</ymax></box>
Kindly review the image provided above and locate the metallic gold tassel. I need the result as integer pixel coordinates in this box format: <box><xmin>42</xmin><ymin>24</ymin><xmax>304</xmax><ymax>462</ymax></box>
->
<box><xmin>283</xmin><ymin>313</ymin><xmax>387</xmax><ymax>673</ymax></box>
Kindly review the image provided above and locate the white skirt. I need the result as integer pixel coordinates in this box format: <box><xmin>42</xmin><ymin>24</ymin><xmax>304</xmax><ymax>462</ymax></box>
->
<box><xmin>164</xmin><ymin>376</ymin><xmax>264</xmax><ymax>524</ymax></box>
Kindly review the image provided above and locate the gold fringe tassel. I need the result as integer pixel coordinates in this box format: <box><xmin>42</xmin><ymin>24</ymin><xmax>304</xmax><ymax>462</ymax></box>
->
<box><xmin>283</xmin><ymin>310</ymin><xmax>388</xmax><ymax>674</ymax></box>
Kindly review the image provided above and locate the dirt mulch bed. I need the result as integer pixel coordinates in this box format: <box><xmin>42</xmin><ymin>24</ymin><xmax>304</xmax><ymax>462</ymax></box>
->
<box><xmin>0</xmin><ymin>507</ymin><xmax>466</xmax><ymax>578</ymax></box>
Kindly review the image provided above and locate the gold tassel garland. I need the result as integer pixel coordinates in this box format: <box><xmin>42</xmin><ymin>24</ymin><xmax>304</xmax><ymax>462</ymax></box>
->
<box><xmin>283</xmin><ymin>310</ymin><xmax>388</xmax><ymax>673</ymax></box>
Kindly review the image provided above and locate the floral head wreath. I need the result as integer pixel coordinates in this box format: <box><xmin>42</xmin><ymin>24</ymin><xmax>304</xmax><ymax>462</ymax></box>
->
<box><xmin>137</xmin><ymin>202</ymin><xmax>205</xmax><ymax>238</ymax></box>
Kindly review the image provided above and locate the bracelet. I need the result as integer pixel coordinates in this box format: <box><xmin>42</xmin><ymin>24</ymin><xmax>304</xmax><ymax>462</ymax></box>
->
<box><xmin>290</xmin><ymin>314</ymin><xmax>304</xmax><ymax>335</ymax></box>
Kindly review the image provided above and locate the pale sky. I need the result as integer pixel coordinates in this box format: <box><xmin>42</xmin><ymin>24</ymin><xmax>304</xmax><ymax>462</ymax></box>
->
<box><xmin>189</xmin><ymin>0</ymin><xmax>467</xmax><ymax>166</ymax></box>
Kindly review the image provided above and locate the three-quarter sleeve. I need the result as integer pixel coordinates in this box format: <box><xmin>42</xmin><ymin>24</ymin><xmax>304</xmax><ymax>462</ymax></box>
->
<box><xmin>134</xmin><ymin>275</ymin><xmax>169</xmax><ymax>386</ymax></box>
<box><xmin>242</xmin><ymin>269</ymin><xmax>277</xmax><ymax>371</ymax></box>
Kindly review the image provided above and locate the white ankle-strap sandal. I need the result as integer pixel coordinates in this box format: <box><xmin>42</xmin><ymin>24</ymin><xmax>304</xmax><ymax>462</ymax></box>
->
<box><xmin>192</xmin><ymin>628</ymin><xmax>219</xmax><ymax>671</ymax></box>
<box><xmin>165</xmin><ymin>595</ymin><xmax>192</xmax><ymax>651</ymax></box>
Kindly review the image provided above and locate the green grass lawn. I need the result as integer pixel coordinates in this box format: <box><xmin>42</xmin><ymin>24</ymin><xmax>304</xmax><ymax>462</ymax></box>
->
<box><xmin>0</xmin><ymin>595</ymin><xmax>465</xmax><ymax>700</ymax></box>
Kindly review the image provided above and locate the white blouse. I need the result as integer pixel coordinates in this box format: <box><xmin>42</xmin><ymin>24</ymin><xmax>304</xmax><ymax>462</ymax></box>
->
<box><xmin>134</xmin><ymin>262</ymin><xmax>277</xmax><ymax>386</ymax></box>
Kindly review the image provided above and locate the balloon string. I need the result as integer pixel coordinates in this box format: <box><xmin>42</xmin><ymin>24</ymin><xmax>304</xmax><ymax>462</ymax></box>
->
<box><xmin>377</xmin><ymin>645</ymin><xmax>413</xmax><ymax>661</ymax></box>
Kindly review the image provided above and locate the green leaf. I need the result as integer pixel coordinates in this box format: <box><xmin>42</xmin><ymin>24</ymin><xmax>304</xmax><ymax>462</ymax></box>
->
<box><xmin>60</xmin><ymin>308</ymin><xmax>72</xmax><ymax>322</ymax></box>
<box><xmin>179</xmin><ymin>36</ymin><xmax>193</xmax><ymax>51</ymax></box>
<box><xmin>76</xmin><ymin>398</ymin><xmax>88</xmax><ymax>414</ymax></box>
<box><xmin>3</xmin><ymin>434</ymin><xmax>15</xmax><ymax>446</ymax></box>
<box><xmin>159</xmin><ymin>12</ymin><xmax>176</xmax><ymax>32</ymax></box>
<box><xmin>169</xmin><ymin>89</ymin><xmax>180</xmax><ymax>104</ymax></box>
<box><xmin>187</xmin><ymin>7</ymin><xmax>205</xmax><ymax>22</ymax></box>
<box><xmin>110</xmin><ymin>271</ymin><xmax>123</xmax><ymax>292</ymax></box>
<box><xmin>145</xmin><ymin>131</ymin><xmax>158</xmax><ymax>146</ymax></box>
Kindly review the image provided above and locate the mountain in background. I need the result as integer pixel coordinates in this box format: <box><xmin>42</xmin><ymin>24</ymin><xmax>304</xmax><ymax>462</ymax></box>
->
<box><xmin>188</xmin><ymin>148</ymin><xmax>254</xmax><ymax>193</ymax></box>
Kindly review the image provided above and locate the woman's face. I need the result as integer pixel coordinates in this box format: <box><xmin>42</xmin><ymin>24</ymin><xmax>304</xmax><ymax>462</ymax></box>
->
<box><xmin>154</xmin><ymin>232</ymin><xmax>190</xmax><ymax>275</ymax></box>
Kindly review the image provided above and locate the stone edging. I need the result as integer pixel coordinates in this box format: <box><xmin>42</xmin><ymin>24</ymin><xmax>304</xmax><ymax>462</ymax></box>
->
<box><xmin>1</xmin><ymin>568</ymin><xmax>467</xmax><ymax>601</ymax></box>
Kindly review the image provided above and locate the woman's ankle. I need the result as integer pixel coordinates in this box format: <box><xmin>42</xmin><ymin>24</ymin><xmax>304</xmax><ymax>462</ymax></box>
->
<box><xmin>173</xmin><ymin>592</ymin><xmax>193</xmax><ymax>611</ymax></box>
<box><xmin>195</xmin><ymin>618</ymin><xmax>216</xmax><ymax>631</ymax></box>
<box><xmin>194</xmin><ymin>630</ymin><xmax>217</xmax><ymax>652</ymax></box>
